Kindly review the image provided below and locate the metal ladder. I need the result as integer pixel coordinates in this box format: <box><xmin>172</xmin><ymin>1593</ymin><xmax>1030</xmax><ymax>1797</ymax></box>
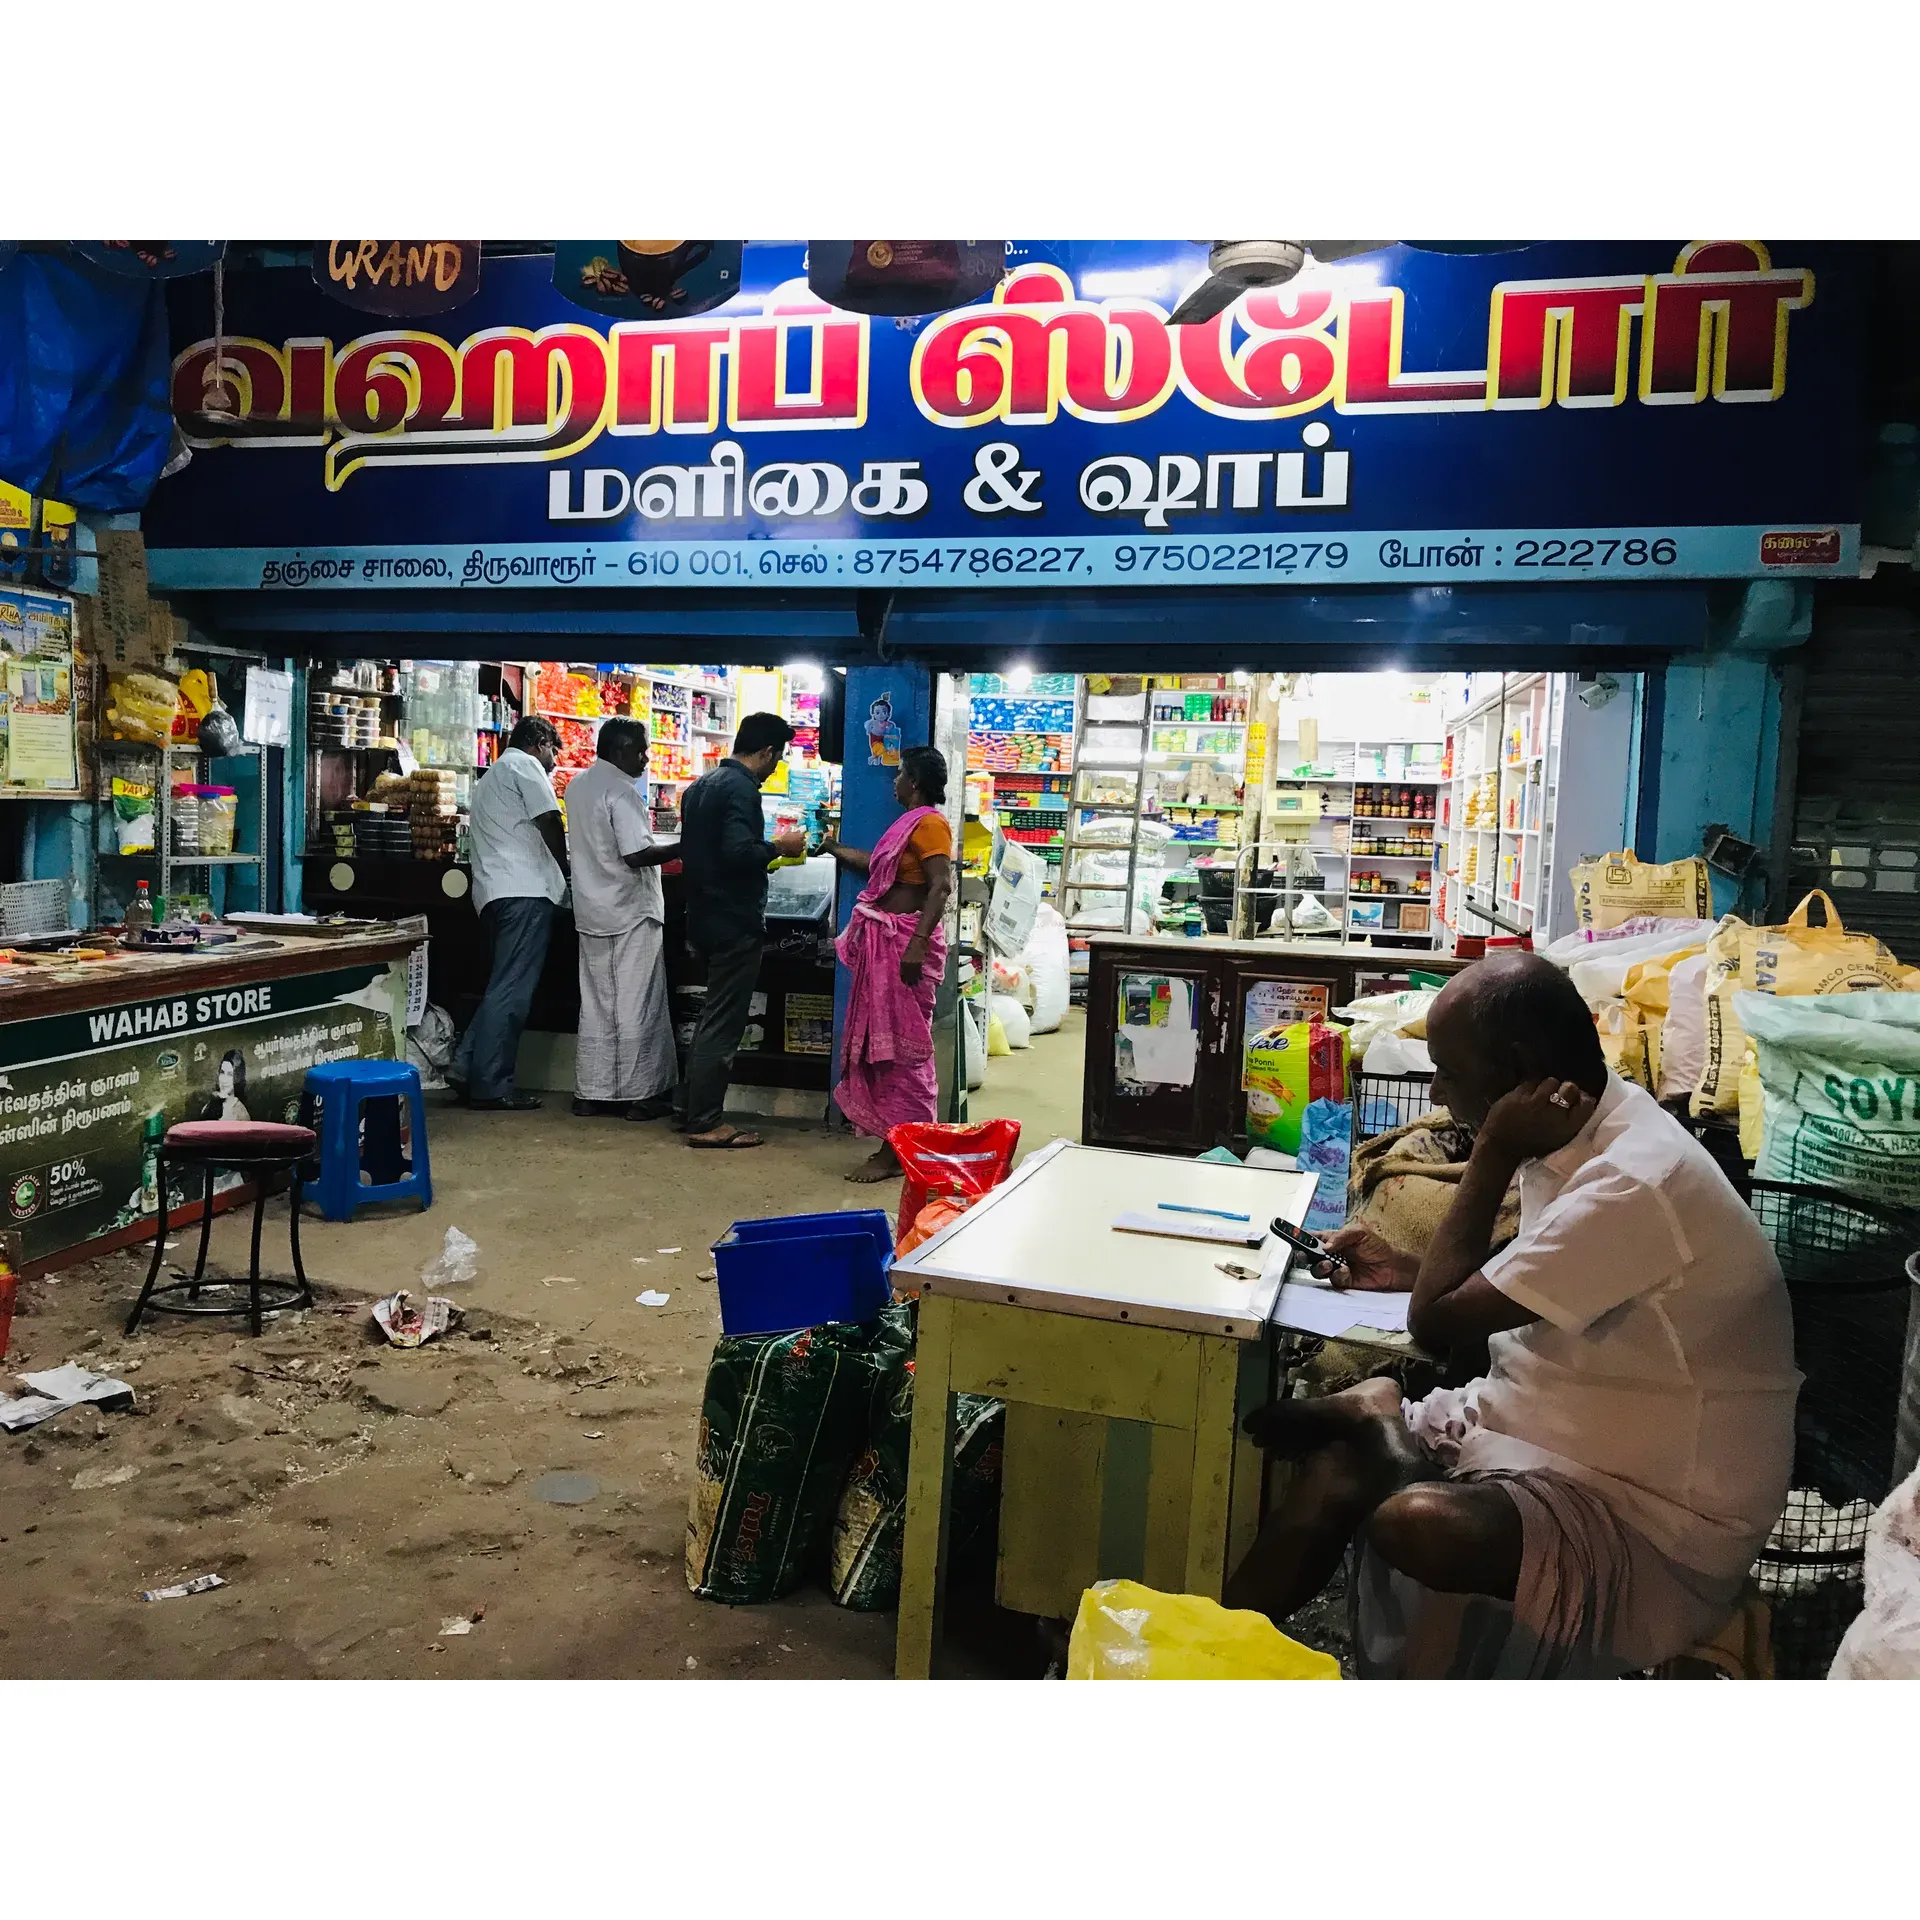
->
<box><xmin>1060</xmin><ymin>683</ymin><xmax>1148</xmax><ymax>935</ymax></box>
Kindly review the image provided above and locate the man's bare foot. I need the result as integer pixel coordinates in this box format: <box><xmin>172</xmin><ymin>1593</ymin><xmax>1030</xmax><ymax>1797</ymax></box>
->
<box><xmin>845</xmin><ymin>1146</ymin><xmax>902</xmax><ymax>1183</ymax></box>
<box><xmin>1242</xmin><ymin>1376</ymin><xmax>1416</xmax><ymax>1465</ymax></box>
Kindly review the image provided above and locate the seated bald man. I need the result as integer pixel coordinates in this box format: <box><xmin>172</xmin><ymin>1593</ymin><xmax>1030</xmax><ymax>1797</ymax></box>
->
<box><xmin>1225</xmin><ymin>953</ymin><xmax>1800</xmax><ymax>1678</ymax></box>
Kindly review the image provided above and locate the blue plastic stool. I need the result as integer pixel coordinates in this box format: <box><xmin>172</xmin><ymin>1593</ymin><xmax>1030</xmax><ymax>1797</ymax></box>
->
<box><xmin>298</xmin><ymin>1058</ymin><xmax>433</xmax><ymax>1224</ymax></box>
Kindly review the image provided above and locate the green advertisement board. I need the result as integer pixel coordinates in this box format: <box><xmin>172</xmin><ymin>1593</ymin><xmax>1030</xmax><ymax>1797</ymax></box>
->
<box><xmin>0</xmin><ymin>960</ymin><xmax>403</xmax><ymax>1264</ymax></box>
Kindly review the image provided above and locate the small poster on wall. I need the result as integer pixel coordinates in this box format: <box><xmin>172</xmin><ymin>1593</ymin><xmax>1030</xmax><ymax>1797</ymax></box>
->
<box><xmin>1114</xmin><ymin>973</ymin><xmax>1199</xmax><ymax>1094</ymax></box>
<box><xmin>863</xmin><ymin>690</ymin><xmax>901</xmax><ymax>768</ymax></box>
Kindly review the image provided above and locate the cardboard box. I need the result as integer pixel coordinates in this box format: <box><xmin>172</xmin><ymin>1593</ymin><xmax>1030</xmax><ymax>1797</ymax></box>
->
<box><xmin>96</xmin><ymin>529</ymin><xmax>157</xmax><ymax>667</ymax></box>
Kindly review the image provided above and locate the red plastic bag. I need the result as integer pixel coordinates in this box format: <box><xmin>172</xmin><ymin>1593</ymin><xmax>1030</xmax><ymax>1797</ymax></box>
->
<box><xmin>888</xmin><ymin>1119</ymin><xmax>1022</xmax><ymax>1250</ymax></box>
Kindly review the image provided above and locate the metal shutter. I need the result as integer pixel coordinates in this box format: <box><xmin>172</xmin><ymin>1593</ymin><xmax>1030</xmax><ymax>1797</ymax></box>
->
<box><xmin>1779</xmin><ymin>586</ymin><xmax>1920</xmax><ymax>951</ymax></box>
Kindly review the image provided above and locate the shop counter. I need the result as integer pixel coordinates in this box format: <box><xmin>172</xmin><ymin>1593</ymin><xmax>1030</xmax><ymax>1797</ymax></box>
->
<box><xmin>1082</xmin><ymin>934</ymin><xmax>1470</xmax><ymax>1156</ymax></box>
<box><xmin>0</xmin><ymin>927</ymin><xmax>422</xmax><ymax>1274</ymax></box>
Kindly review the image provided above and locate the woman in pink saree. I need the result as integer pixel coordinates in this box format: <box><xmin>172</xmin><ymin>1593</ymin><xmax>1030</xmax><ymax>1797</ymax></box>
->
<box><xmin>822</xmin><ymin>747</ymin><xmax>954</xmax><ymax>1182</ymax></box>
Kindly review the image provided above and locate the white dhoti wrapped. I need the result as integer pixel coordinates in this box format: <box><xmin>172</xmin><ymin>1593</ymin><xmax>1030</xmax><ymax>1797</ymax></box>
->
<box><xmin>575</xmin><ymin>919</ymin><xmax>676</xmax><ymax>1103</ymax></box>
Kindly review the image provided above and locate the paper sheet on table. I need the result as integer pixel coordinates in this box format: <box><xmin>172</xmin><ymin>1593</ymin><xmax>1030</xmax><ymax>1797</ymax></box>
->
<box><xmin>1270</xmin><ymin>1282</ymin><xmax>1412</xmax><ymax>1338</ymax></box>
<box><xmin>1111</xmin><ymin>1210</ymin><xmax>1265</xmax><ymax>1248</ymax></box>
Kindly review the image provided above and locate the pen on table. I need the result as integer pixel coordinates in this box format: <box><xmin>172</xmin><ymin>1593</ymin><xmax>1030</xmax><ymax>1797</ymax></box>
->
<box><xmin>1158</xmin><ymin>1203</ymin><xmax>1251</xmax><ymax>1222</ymax></box>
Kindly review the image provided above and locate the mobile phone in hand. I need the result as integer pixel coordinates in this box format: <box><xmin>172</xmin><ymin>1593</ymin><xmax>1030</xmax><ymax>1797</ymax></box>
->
<box><xmin>1269</xmin><ymin>1215</ymin><xmax>1348</xmax><ymax>1283</ymax></box>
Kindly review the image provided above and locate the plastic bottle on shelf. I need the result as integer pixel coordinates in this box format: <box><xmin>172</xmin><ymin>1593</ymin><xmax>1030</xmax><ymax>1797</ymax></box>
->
<box><xmin>122</xmin><ymin>880</ymin><xmax>155</xmax><ymax>939</ymax></box>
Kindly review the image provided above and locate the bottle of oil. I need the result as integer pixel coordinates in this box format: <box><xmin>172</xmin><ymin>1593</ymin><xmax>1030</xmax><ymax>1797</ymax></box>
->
<box><xmin>122</xmin><ymin>879</ymin><xmax>155</xmax><ymax>940</ymax></box>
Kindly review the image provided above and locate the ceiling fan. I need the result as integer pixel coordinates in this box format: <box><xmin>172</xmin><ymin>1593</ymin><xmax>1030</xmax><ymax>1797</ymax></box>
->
<box><xmin>1167</xmin><ymin>240</ymin><xmax>1530</xmax><ymax>326</ymax></box>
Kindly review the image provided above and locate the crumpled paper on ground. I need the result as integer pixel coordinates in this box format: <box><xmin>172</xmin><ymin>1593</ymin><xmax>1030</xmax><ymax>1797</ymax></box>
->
<box><xmin>372</xmin><ymin>1291</ymin><xmax>455</xmax><ymax>1348</ymax></box>
<box><xmin>0</xmin><ymin>1363</ymin><xmax>135</xmax><ymax>1432</ymax></box>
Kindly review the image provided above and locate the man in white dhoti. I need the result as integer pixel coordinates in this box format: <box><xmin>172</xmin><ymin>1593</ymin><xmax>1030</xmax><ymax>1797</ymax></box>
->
<box><xmin>1226</xmin><ymin>953</ymin><xmax>1801</xmax><ymax>1677</ymax></box>
<box><xmin>564</xmin><ymin>719</ymin><xmax>680</xmax><ymax>1122</ymax></box>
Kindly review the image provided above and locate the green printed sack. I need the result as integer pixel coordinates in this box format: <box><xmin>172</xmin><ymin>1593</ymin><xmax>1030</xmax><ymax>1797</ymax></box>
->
<box><xmin>1736</xmin><ymin>989</ymin><xmax>1920</xmax><ymax>1207</ymax></box>
<box><xmin>829</xmin><ymin>1304</ymin><xmax>1005</xmax><ymax>1611</ymax></box>
<box><xmin>687</xmin><ymin>1317</ymin><xmax>901</xmax><ymax>1606</ymax></box>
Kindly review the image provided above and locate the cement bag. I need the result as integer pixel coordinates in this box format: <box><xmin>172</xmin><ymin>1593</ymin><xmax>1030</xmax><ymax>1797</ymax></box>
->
<box><xmin>686</xmin><ymin>1321</ymin><xmax>887</xmax><ymax>1605</ymax></box>
<box><xmin>1596</xmin><ymin>1000</ymin><xmax>1654</xmax><ymax>1092</ymax></box>
<box><xmin>1829</xmin><ymin>1461</ymin><xmax>1920</xmax><ymax>1678</ymax></box>
<box><xmin>989</xmin><ymin>991</ymin><xmax>1031</xmax><ymax>1049</ymax></box>
<box><xmin>1737</xmin><ymin>989</ymin><xmax>1920</xmax><ymax>1206</ymax></box>
<box><xmin>1066</xmin><ymin>1579</ymin><xmax>1340</xmax><ymax>1680</ymax></box>
<box><xmin>1697</xmin><ymin>892</ymin><xmax>1913</xmax><ymax>1117</ymax></box>
<box><xmin>1570</xmin><ymin>849</ymin><xmax>1712</xmax><ymax>932</ymax></box>
<box><xmin>1024</xmin><ymin>904</ymin><xmax>1070</xmax><ymax>1035</ymax></box>
<box><xmin>1657</xmin><ymin>952</ymin><xmax>1710</xmax><ymax>1102</ymax></box>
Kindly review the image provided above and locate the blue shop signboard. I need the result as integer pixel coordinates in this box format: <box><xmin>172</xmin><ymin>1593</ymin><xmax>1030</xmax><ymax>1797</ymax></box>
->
<box><xmin>143</xmin><ymin>241</ymin><xmax>1865</xmax><ymax>592</ymax></box>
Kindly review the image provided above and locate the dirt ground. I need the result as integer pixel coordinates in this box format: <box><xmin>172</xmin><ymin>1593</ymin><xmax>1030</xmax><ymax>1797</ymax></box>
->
<box><xmin>0</xmin><ymin>1015</ymin><xmax>1094</xmax><ymax>1680</ymax></box>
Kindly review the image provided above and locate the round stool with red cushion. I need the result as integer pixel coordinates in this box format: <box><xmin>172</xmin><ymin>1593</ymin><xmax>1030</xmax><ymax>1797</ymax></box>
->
<box><xmin>124</xmin><ymin>1120</ymin><xmax>318</xmax><ymax>1338</ymax></box>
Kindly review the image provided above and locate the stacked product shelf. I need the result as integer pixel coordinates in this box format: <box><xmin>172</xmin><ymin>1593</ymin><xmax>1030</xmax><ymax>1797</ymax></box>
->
<box><xmin>967</xmin><ymin>676</ymin><xmax>1078</xmax><ymax>894</ymax></box>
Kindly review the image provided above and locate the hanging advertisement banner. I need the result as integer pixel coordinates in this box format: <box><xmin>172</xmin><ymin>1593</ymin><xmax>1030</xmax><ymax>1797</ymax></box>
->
<box><xmin>313</xmin><ymin>241</ymin><xmax>482</xmax><ymax>316</ymax></box>
<box><xmin>146</xmin><ymin>241</ymin><xmax>1865</xmax><ymax>591</ymax></box>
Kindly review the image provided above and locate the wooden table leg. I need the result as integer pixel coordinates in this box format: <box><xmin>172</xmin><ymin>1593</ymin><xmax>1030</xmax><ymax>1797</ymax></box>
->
<box><xmin>895</xmin><ymin>1291</ymin><xmax>961</xmax><ymax>1679</ymax></box>
<box><xmin>1183</xmin><ymin>1333</ymin><xmax>1242</xmax><ymax>1599</ymax></box>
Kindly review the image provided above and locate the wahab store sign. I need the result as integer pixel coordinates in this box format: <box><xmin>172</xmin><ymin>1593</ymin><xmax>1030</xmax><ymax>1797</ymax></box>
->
<box><xmin>143</xmin><ymin>240</ymin><xmax>1865</xmax><ymax>591</ymax></box>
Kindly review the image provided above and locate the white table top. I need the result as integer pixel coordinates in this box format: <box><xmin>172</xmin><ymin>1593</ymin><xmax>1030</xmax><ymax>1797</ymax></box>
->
<box><xmin>892</xmin><ymin>1139</ymin><xmax>1319</xmax><ymax>1340</ymax></box>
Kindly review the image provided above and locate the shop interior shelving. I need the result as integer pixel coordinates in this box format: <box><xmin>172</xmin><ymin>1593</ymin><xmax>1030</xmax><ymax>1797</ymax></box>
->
<box><xmin>94</xmin><ymin>737</ymin><xmax>266</xmax><ymax>925</ymax></box>
<box><xmin>1256</xmin><ymin>734</ymin><xmax>1444</xmax><ymax>947</ymax></box>
<box><xmin>1435</xmin><ymin>671</ymin><xmax>1562</xmax><ymax>949</ymax></box>
<box><xmin>1060</xmin><ymin>676</ymin><xmax>1251</xmax><ymax>934</ymax></box>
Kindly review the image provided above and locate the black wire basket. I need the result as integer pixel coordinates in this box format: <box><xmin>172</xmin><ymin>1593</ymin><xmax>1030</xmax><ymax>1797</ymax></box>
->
<box><xmin>1349</xmin><ymin>1068</ymin><xmax>1438</xmax><ymax>1147</ymax></box>
<box><xmin>1746</xmin><ymin>1179</ymin><xmax>1919</xmax><ymax>1678</ymax></box>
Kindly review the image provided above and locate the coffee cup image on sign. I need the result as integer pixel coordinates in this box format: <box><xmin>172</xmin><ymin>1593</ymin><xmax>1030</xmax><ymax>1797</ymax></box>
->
<box><xmin>614</xmin><ymin>241</ymin><xmax>713</xmax><ymax>309</ymax></box>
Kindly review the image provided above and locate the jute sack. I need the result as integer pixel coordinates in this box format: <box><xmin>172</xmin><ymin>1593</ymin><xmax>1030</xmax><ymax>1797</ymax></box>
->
<box><xmin>1694</xmin><ymin>891</ymin><xmax>1917</xmax><ymax>1118</ymax></box>
<box><xmin>1569</xmin><ymin>850</ymin><xmax>1712</xmax><ymax>932</ymax></box>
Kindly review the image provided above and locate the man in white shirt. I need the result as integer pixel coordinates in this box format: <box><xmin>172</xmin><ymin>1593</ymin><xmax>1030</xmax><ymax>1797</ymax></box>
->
<box><xmin>1226</xmin><ymin>952</ymin><xmax>1800</xmax><ymax>1677</ymax></box>
<box><xmin>458</xmin><ymin>716</ymin><xmax>569</xmax><ymax>1112</ymax></box>
<box><xmin>564</xmin><ymin>718</ymin><xmax>679</xmax><ymax>1121</ymax></box>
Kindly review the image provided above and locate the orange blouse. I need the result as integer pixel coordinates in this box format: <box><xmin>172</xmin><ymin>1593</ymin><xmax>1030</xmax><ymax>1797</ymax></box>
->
<box><xmin>893</xmin><ymin>812</ymin><xmax>953</xmax><ymax>887</ymax></box>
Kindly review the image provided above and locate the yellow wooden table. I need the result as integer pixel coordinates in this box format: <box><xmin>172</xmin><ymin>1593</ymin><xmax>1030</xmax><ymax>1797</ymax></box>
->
<box><xmin>890</xmin><ymin>1140</ymin><xmax>1318</xmax><ymax>1678</ymax></box>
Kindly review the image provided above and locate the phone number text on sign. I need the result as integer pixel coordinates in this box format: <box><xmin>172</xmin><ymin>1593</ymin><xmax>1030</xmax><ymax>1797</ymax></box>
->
<box><xmin>153</xmin><ymin>525</ymin><xmax>1855</xmax><ymax>595</ymax></box>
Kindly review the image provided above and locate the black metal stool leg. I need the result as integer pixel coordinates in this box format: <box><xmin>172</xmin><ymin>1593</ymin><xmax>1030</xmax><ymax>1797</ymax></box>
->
<box><xmin>188</xmin><ymin>1164</ymin><xmax>216</xmax><ymax>1298</ymax></box>
<box><xmin>125</xmin><ymin>1154</ymin><xmax>171</xmax><ymax>1335</ymax></box>
<box><xmin>288</xmin><ymin>1169</ymin><xmax>311</xmax><ymax>1305</ymax></box>
<box><xmin>248</xmin><ymin>1178</ymin><xmax>269</xmax><ymax>1337</ymax></box>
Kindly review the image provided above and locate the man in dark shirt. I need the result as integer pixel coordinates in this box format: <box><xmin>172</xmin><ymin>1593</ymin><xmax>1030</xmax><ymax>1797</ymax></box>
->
<box><xmin>674</xmin><ymin>712</ymin><xmax>806</xmax><ymax>1148</ymax></box>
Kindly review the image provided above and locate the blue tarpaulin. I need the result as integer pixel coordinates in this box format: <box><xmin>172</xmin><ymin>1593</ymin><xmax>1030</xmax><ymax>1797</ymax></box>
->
<box><xmin>0</xmin><ymin>249</ymin><xmax>172</xmax><ymax>510</ymax></box>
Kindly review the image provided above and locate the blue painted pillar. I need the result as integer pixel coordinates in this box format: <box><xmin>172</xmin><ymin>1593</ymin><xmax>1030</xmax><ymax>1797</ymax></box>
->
<box><xmin>829</xmin><ymin>664</ymin><xmax>934</xmax><ymax>1112</ymax></box>
<box><xmin>1646</xmin><ymin>652</ymin><xmax>1782</xmax><ymax>917</ymax></box>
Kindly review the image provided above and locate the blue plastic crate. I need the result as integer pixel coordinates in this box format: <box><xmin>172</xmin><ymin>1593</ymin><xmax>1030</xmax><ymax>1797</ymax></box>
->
<box><xmin>709</xmin><ymin>1209</ymin><xmax>894</xmax><ymax>1338</ymax></box>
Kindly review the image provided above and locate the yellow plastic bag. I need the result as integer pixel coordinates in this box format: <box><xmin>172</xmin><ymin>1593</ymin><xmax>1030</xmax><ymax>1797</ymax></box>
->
<box><xmin>1695</xmin><ymin>892</ymin><xmax>1916</xmax><ymax>1117</ymax></box>
<box><xmin>1066</xmin><ymin>1579</ymin><xmax>1341</xmax><ymax>1680</ymax></box>
<box><xmin>1617</xmin><ymin>942</ymin><xmax>1707</xmax><ymax>1094</ymax></box>
<box><xmin>1570</xmin><ymin>850</ymin><xmax>1712</xmax><ymax>932</ymax></box>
